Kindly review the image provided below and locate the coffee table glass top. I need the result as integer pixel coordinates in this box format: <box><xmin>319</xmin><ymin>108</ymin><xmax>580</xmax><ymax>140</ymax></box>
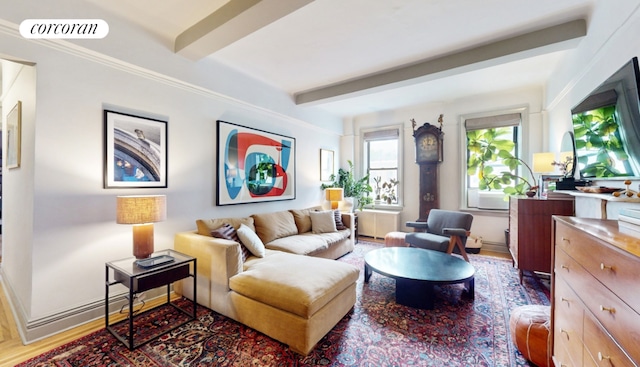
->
<box><xmin>364</xmin><ymin>247</ymin><xmax>474</xmax><ymax>284</ymax></box>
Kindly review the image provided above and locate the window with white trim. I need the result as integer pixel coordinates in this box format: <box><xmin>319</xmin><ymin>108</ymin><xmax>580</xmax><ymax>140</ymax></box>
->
<box><xmin>363</xmin><ymin>127</ymin><xmax>400</xmax><ymax>205</ymax></box>
<box><xmin>464</xmin><ymin>113</ymin><xmax>522</xmax><ymax>209</ymax></box>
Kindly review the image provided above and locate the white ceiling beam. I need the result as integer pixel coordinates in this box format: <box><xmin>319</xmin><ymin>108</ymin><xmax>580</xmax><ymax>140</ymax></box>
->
<box><xmin>295</xmin><ymin>19</ymin><xmax>587</xmax><ymax>105</ymax></box>
<box><xmin>174</xmin><ymin>0</ymin><xmax>314</xmax><ymax>60</ymax></box>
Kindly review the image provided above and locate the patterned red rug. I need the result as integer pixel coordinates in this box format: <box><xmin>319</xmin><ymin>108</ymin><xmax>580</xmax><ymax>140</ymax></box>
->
<box><xmin>18</xmin><ymin>242</ymin><xmax>548</xmax><ymax>366</ymax></box>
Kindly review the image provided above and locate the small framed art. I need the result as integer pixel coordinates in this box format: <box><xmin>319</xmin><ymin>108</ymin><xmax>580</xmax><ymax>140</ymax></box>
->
<box><xmin>320</xmin><ymin>149</ymin><xmax>334</xmax><ymax>181</ymax></box>
<box><xmin>104</xmin><ymin>110</ymin><xmax>167</xmax><ymax>188</ymax></box>
<box><xmin>6</xmin><ymin>101</ymin><xmax>22</xmax><ymax>169</ymax></box>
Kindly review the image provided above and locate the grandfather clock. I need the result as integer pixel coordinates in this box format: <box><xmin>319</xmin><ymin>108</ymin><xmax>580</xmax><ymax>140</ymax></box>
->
<box><xmin>411</xmin><ymin>116</ymin><xmax>444</xmax><ymax>222</ymax></box>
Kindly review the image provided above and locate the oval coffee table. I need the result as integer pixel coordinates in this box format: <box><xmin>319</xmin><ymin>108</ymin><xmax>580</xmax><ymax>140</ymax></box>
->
<box><xmin>364</xmin><ymin>247</ymin><xmax>475</xmax><ymax>309</ymax></box>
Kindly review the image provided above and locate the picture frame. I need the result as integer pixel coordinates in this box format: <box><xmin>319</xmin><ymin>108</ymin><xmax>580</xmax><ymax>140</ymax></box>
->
<box><xmin>104</xmin><ymin>110</ymin><xmax>167</xmax><ymax>188</ymax></box>
<box><xmin>6</xmin><ymin>101</ymin><xmax>22</xmax><ymax>169</ymax></box>
<box><xmin>320</xmin><ymin>149</ymin><xmax>334</xmax><ymax>181</ymax></box>
<box><xmin>217</xmin><ymin>120</ymin><xmax>296</xmax><ymax>205</ymax></box>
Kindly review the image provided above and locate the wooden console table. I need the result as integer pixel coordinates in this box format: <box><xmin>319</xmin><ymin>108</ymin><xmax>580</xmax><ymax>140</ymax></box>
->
<box><xmin>564</xmin><ymin>190</ymin><xmax>640</xmax><ymax>219</ymax></box>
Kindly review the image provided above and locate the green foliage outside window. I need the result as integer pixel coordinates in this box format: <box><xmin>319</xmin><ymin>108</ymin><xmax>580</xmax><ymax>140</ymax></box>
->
<box><xmin>467</xmin><ymin>127</ymin><xmax>537</xmax><ymax>196</ymax></box>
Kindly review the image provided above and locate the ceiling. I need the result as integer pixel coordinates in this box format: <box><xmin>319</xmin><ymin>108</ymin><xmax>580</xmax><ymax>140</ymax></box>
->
<box><xmin>83</xmin><ymin>0</ymin><xmax>594</xmax><ymax>117</ymax></box>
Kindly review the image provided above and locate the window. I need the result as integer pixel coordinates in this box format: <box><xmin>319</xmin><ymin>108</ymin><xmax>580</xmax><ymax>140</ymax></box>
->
<box><xmin>464</xmin><ymin>112</ymin><xmax>522</xmax><ymax>209</ymax></box>
<box><xmin>363</xmin><ymin>127</ymin><xmax>400</xmax><ymax>205</ymax></box>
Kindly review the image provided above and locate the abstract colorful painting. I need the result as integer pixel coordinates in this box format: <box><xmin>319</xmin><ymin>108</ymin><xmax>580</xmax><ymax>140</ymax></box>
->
<box><xmin>216</xmin><ymin>120</ymin><xmax>296</xmax><ymax>205</ymax></box>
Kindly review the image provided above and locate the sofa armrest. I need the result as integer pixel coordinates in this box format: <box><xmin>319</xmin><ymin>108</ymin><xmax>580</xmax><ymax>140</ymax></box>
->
<box><xmin>341</xmin><ymin>212</ymin><xmax>356</xmax><ymax>246</ymax></box>
<box><xmin>174</xmin><ymin>231</ymin><xmax>243</xmax><ymax>291</ymax></box>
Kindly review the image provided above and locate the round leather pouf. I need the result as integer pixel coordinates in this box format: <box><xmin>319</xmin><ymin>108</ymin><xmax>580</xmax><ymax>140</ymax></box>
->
<box><xmin>384</xmin><ymin>232</ymin><xmax>407</xmax><ymax>247</ymax></box>
<box><xmin>509</xmin><ymin>305</ymin><xmax>552</xmax><ymax>367</ymax></box>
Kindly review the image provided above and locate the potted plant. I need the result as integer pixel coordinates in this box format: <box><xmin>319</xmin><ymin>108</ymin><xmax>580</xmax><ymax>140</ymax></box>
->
<box><xmin>382</xmin><ymin>178</ymin><xmax>399</xmax><ymax>204</ymax></box>
<box><xmin>321</xmin><ymin>160</ymin><xmax>373</xmax><ymax>211</ymax></box>
<box><xmin>373</xmin><ymin>176</ymin><xmax>383</xmax><ymax>204</ymax></box>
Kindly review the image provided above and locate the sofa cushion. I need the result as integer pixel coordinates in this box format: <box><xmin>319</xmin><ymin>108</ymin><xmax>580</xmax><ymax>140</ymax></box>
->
<box><xmin>196</xmin><ymin>217</ymin><xmax>255</xmax><ymax>237</ymax></box>
<box><xmin>252</xmin><ymin>210</ymin><xmax>298</xmax><ymax>243</ymax></box>
<box><xmin>290</xmin><ymin>208</ymin><xmax>314</xmax><ymax>233</ymax></box>
<box><xmin>237</xmin><ymin>224</ymin><xmax>266</xmax><ymax>258</ymax></box>
<box><xmin>265</xmin><ymin>231</ymin><xmax>350</xmax><ymax>256</ymax></box>
<box><xmin>211</xmin><ymin>223</ymin><xmax>250</xmax><ymax>262</ymax></box>
<box><xmin>230</xmin><ymin>251</ymin><xmax>359</xmax><ymax>318</ymax></box>
<box><xmin>310</xmin><ymin>210</ymin><xmax>337</xmax><ymax>233</ymax></box>
<box><xmin>334</xmin><ymin>210</ymin><xmax>347</xmax><ymax>230</ymax></box>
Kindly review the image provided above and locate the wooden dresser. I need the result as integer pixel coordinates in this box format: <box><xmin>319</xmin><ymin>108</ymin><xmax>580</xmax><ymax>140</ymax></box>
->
<box><xmin>552</xmin><ymin>216</ymin><xmax>640</xmax><ymax>367</ymax></box>
<box><xmin>509</xmin><ymin>197</ymin><xmax>574</xmax><ymax>283</ymax></box>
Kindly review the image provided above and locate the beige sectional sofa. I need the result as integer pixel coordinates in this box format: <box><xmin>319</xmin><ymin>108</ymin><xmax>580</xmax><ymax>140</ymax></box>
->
<box><xmin>174</xmin><ymin>207</ymin><xmax>359</xmax><ymax>355</ymax></box>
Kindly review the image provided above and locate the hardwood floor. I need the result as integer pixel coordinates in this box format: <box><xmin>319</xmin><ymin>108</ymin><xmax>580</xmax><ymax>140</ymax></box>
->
<box><xmin>0</xmin><ymin>236</ymin><xmax>510</xmax><ymax>365</ymax></box>
<box><xmin>0</xmin><ymin>278</ymin><xmax>170</xmax><ymax>366</ymax></box>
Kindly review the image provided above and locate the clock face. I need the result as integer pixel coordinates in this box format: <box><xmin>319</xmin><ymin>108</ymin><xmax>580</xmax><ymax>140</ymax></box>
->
<box><xmin>417</xmin><ymin>133</ymin><xmax>439</xmax><ymax>162</ymax></box>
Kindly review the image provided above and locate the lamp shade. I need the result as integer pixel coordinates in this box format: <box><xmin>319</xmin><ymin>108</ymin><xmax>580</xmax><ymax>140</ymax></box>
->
<box><xmin>117</xmin><ymin>195</ymin><xmax>167</xmax><ymax>224</ymax></box>
<box><xmin>325</xmin><ymin>188</ymin><xmax>344</xmax><ymax>202</ymax></box>
<box><xmin>533</xmin><ymin>152</ymin><xmax>555</xmax><ymax>174</ymax></box>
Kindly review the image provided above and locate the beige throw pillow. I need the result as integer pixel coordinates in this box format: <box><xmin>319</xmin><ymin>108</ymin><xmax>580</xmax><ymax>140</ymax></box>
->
<box><xmin>290</xmin><ymin>208</ymin><xmax>313</xmax><ymax>233</ymax></box>
<box><xmin>252</xmin><ymin>210</ymin><xmax>298</xmax><ymax>243</ymax></box>
<box><xmin>310</xmin><ymin>210</ymin><xmax>337</xmax><ymax>234</ymax></box>
<box><xmin>237</xmin><ymin>224</ymin><xmax>265</xmax><ymax>258</ymax></box>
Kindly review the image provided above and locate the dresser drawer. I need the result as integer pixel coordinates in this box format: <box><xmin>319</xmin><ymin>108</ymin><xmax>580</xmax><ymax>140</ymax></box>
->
<box><xmin>554</xmin><ymin>345</ymin><xmax>580</xmax><ymax>367</ymax></box>
<box><xmin>556</xmin><ymin>246</ymin><xmax>640</xmax><ymax>362</ymax></box>
<box><xmin>583</xmin><ymin>312</ymin><xmax>637</xmax><ymax>367</ymax></box>
<box><xmin>556</xmin><ymin>221</ymin><xmax>640</xmax><ymax>310</ymax></box>
<box><xmin>580</xmin><ymin>277</ymin><xmax>640</xmax><ymax>364</ymax></box>
<box><xmin>554</xmin><ymin>275</ymin><xmax>585</xmax><ymax>365</ymax></box>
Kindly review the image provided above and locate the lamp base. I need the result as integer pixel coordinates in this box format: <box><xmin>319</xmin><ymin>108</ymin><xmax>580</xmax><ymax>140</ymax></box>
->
<box><xmin>132</xmin><ymin>223</ymin><xmax>154</xmax><ymax>259</ymax></box>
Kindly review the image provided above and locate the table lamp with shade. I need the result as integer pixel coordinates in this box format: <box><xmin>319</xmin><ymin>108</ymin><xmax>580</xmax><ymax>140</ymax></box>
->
<box><xmin>533</xmin><ymin>152</ymin><xmax>556</xmax><ymax>196</ymax></box>
<box><xmin>117</xmin><ymin>195</ymin><xmax>166</xmax><ymax>260</ymax></box>
<box><xmin>325</xmin><ymin>188</ymin><xmax>343</xmax><ymax>210</ymax></box>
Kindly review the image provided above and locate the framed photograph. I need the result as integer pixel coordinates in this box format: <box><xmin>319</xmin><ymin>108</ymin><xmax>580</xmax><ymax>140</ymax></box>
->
<box><xmin>320</xmin><ymin>149</ymin><xmax>334</xmax><ymax>181</ymax></box>
<box><xmin>6</xmin><ymin>101</ymin><xmax>22</xmax><ymax>169</ymax></box>
<box><xmin>104</xmin><ymin>110</ymin><xmax>167</xmax><ymax>188</ymax></box>
<box><xmin>217</xmin><ymin>120</ymin><xmax>296</xmax><ymax>205</ymax></box>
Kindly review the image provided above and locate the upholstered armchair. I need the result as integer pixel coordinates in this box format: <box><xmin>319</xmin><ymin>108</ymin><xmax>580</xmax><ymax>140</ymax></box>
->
<box><xmin>405</xmin><ymin>209</ymin><xmax>474</xmax><ymax>262</ymax></box>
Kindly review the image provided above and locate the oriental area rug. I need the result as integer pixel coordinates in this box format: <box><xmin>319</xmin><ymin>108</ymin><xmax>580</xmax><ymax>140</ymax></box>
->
<box><xmin>18</xmin><ymin>241</ymin><xmax>549</xmax><ymax>367</ymax></box>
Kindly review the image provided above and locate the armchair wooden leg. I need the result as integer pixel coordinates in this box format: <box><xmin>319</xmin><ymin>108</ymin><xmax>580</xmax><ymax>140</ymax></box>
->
<box><xmin>446</xmin><ymin>235</ymin><xmax>470</xmax><ymax>262</ymax></box>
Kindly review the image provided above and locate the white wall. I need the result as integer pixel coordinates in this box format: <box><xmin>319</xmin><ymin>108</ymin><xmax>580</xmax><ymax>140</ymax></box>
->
<box><xmin>344</xmin><ymin>87</ymin><xmax>544</xmax><ymax>248</ymax></box>
<box><xmin>546</xmin><ymin>0</ymin><xmax>640</xmax><ymax>188</ymax></box>
<box><xmin>0</xmin><ymin>4</ymin><xmax>343</xmax><ymax>342</ymax></box>
<box><xmin>1</xmin><ymin>60</ymin><xmax>36</xmax><ymax>323</ymax></box>
<box><xmin>345</xmin><ymin>0</ymin><xmax>640</xmax><ymax>249</ymax></box>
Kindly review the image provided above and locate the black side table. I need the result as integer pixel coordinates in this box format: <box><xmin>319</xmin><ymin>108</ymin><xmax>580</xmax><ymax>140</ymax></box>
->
<box><xmin>105</xmin><ymin>249</ymin><xmax>196</xmax><ymax>350</ymax></box>
<box><xmin>354</xmin><ymin>213</ymin><xmax>359</xmax><ymax>244</ymax></box>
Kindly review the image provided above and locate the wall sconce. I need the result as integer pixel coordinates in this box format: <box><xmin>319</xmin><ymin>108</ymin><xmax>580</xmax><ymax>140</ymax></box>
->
<box><xmin>116</xmin><ymin>195</ymin><xmax>166</xmax><ymax>260</ymax></box>
<box><xmin>325</xmin><ymin>188</ymin><xmax>343</xmax><ymax>210</ymax></box>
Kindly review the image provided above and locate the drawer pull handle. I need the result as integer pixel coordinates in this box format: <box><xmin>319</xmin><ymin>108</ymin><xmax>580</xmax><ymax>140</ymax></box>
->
<box><xmin>561</xmin><ymin>265</ymin><xmax>569</xmax><ymax>270</ymax></box>
<box><xmin>600</xmin><ymin>305</ymin><xmax>616</xmax><ymax>313</ymax></box>
<box><xmin>560</xmin><ymin>329</ymin><xmax>569</xmax><ymax>338</ymax></box>
<box><xmin>561</xmin><ymin>297</ymin><xmax>570</xmax><ymax>304</ymax></box>
<box><xmin>600</xmin><ymin>263</ymin><xmax>613</xmax><ymax>270</ymax></box>
<box><xmin>598</xmin><ymin>352</ymin><xmax>611</xmax><ymax>361</ymax></box>
<box><xmin>561</xmin><ymin>237</ymin><xmax>570</xmax><ymax>243</ymax></box>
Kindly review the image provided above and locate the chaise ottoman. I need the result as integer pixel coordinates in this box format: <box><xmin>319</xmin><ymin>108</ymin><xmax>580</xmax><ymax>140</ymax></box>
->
<box><xmin>229</xmin><ymin>251</ymin><xmax>360</xmax><ymax>355</ymax></box>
